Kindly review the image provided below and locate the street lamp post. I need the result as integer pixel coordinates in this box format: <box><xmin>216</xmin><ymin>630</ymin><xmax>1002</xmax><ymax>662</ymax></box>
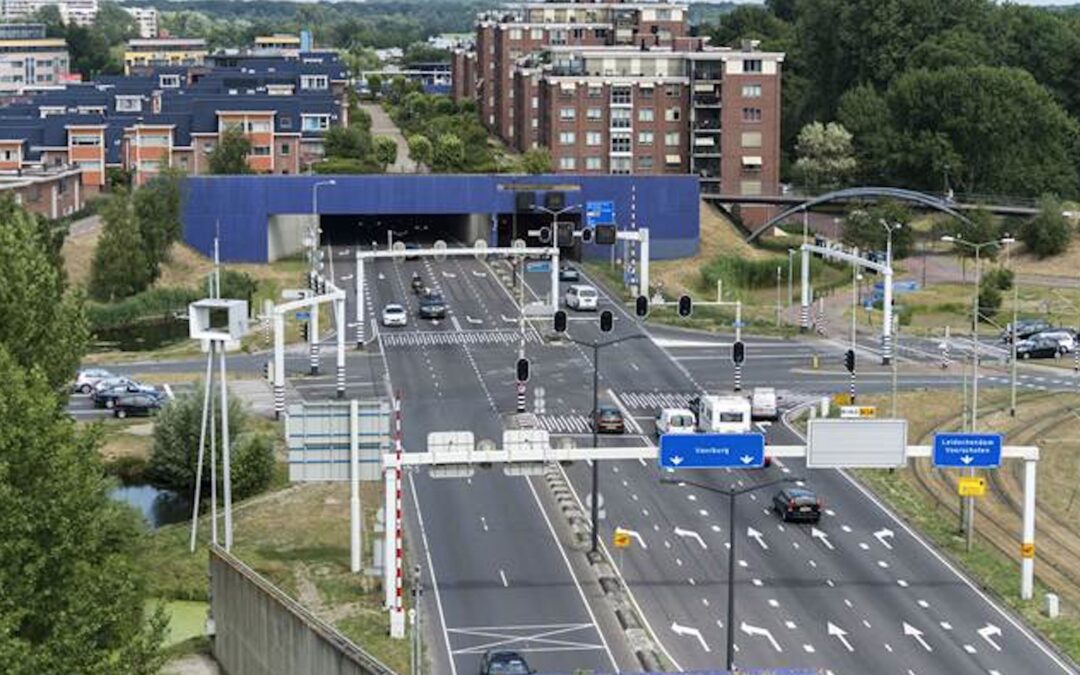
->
<box><xmin>529</xmin><ymin>203</ymin><xmax>581</xmax><ymax>290</ymax></box>
<box><xmin>661</xmin><ymin>476</ymin><xmax>800</xmax><ymax>672</ymax></box>
<box><xmin>308</xmin><ymin>180</ymin><xmax>336</xmax><ymax>375</ymax></box>
<box><xmin>879</xmin><ymin>220</ymin><xmax>902</xmax><ymax>365</ymax></box>
<box><xmin>787</xmin><ymin>248</ymin><xmax>795</xmax><ymax>308</ymax></box>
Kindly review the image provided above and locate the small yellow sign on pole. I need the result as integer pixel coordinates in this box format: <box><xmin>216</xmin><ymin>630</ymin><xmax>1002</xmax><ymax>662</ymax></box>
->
<box><xmin>613</xmin><ymin>529</ymin><xmax>631</xmax><ymax>549</ymax></box>
<box><xmin>1021</xmin><ymin>543</ymin><xmax>1035</xmax><ymax>559</ymax></box>
<box><xmin>957</xmin><ymin>476</ymin><xmax>987</xmax><ymax>497</ymax></box>
<box><xmin>833</xmin><ymin>393</ymin><xmax>853</xmax><ymax>407</ymax></box>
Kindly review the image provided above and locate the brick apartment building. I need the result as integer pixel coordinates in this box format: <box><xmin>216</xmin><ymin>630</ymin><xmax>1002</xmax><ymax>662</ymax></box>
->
<box><xmin>452</xmin><ymin>0</ymin><xmax>783</xmax><ymax>199</ymax></box>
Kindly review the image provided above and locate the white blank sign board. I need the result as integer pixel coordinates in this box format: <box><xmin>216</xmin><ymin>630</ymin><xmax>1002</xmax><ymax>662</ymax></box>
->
<box><xmin>807</xmin><ymin>418</ymin><xmax>908</xmax><ymax>468</ymax></box>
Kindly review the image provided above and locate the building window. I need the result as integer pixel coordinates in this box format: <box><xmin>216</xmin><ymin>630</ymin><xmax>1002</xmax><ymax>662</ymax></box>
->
<box><xmin>741</xmin><ymin>84</ymin><xmax>762</xmax><ymax>98</ymax></box>
<box><xmin>743</xmin><ymin>59</ymin><xmax>763</xmax><ymax>73</ymax></box>
<box><xmin>587</xmin><ymin>85</ymin><xmax>602</xmax><ymax>98</ymax></box>
<box><xmin>70</xmin><ymin>134</ymin><xmax>101</xmax><ymax>146</ymax></box>
<box><xmin>611</xmin><ymin>108</ymin><xmax>631</xmax><ymax>128</ymax></box>
<box><xmin>585</xmin><ymin>156</ymin><xmax>602</xmax><ymax>170</ymax></box>
<box><xmin>742</xmin><ymin>108</ymin><xmax>762</xmax><ymax>122</ymax></box>
<box><xmin>741</xmin><ymin>180</ymin><xmax>763</xmax><ymax>195</ymax></box>
<box><xmin>76</xmin><ymin>160</ymin><xmax>102</xmax><ymax>170</ymax></box>
<box><xmin>531</xmin><ymin>119</ymin><xmax>538</xmax><ymax>129</ymax></box>
<box><xmin>665</xmin><ymin>108</ymin><xmax>680</xmax><ymax>122</ymax></box>
<box><xmin>509</xmin><ymin>28</ymin><xmax>523</xmax><ymax>40</ymax></box>
<box><xmin>530</xmin><ymin>28</ymin><xmax>543</xmax><ymax>40</ymax></box>
<box><xmin>116</xmin><ymin>96</ymin><xmax>142</xmax><ymax>112</ymax></box>
<box><xmin>247</xmin><ymin>120</ymin><xmax>272</xmax><ymax>133</ymax></box>
<box><xmin>586</xmin><ymin>108</ymin><xmax>602</xmax><ymax>121</ymax></box>
<box><xmin>300</xmin><ymin>75</ymin><xmax>329</xmax><ymax>90</ymax></box>
<box><xmin>140</xmin><ymin>160</ymin><xmax>161</xmax><ymax>171</ymax></box>
<box><xmin>559</xmin><ymin>156</ymin><xmax>576</xmax><ymax>170</ymax></box>
<box><xmin>611</xmin><ymin>135</ymin><xmax>631</xmax><ymax>153</ymax></box>
<box><xmin>178</xmin><ymin>156</ymin><xmax>188</xmax><ymax>168</ymax></box>
<box><xmin>159</xmin><ymin>74</ymin><xmax>180</xmax><ymax>88</ymax></box>
<box><xmin>251</xmin><ymin>146</ymin><xmax>271</xmax><ymax>156</ymax></box>
<box><xmin>280</xmin><ymin>143</ymin><xmax>291</xmax><ymax>155</ymax></box>
<box><xmin>611</xmin><ymin>86</ymin><xmax>631</xmax><ymax>105</ymax></box>
<box><xmin>532</xmin><ymin>96</ymin><xmax>538</xmax><ymax>109</ymax></box>
<box><xmin>610</xmin><ymin>157</ymin><xmax>631</xmax><ymax>174</ymax></box>
<box><xmin>302</xmin><ymin>115</ymin><xmax>331</xmax><ymax>131</ymax></box>
<box><xmin>665</xmin><ymin>84</ymin><xmax>679</xmax><ymax>97</ymax></box>
<box><xmin>638</xmin><ymin>108</ymin><xmax>654</xmax><ymax>122</ymax></box>
<box><xmin>657</xmin><ymin>8</ymin><xmax>672</xmax><ymax>20</ymax></box>
<box><xmin>559</xmin><ymin>107</ymin><xmax>576</xmax><ymax>121</ymax></box>
<box><xmin>639</xmin><ymin>85</ymin><xmax>654</xmax><ymax>99</ymax></box>
<box><xmin>559</xmin><ymin>131</ymin><xmax>576</xmax><ymax>145</ymax></box>
<box><xmin>665</xmin><ymin>132</ymin><xmax>680</xmax><ymax>146</ymax></box>
<box><xmin>741</xmin><ymin>131</ymin><xmax>762</xmax><ymax>148</ymax></box>
<box><xmin>638</xmin><ymin>155</ymin><xmax>654</xmax><ymax>170</ymax></box>
<box><xmin>586</xmin><ymin>131</ymin><xmax>602</xmax><ymax>146</ymax></box>
<box><xmin>637</xmin><ymin>131</ymin><xmax>654</xmax><ymax>145</ymax></box>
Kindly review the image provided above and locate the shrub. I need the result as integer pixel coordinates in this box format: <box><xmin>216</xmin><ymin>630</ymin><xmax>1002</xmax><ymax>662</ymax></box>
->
<box><xmin>230</xmin><ymin>433</ymin><xmax>276</xmax><ymax>501</ymax></box>
<box><xmin>981</xmin><ymin>267</ymin><xmax>1013</xmax><ymax>291</ymax></box>
<box><xmin>85</xmin><ymin>287</ymin><xmax>201</xmax><ymax>330</ymax></box>
<box><xmin>978</xmin><ymin>281</ymin><xmax>1002</xmax><ymax>320</ymax></box>
<box><xmin>1020</xmin><ymin>195</ymin><xmax>1072</xmax><ymax>258</ymax></box>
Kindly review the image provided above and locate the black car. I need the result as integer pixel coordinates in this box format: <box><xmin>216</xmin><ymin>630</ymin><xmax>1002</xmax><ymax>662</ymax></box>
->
<box><xmin>559</xmin><ymin>265</ymin><xmax>580</xmax><ymax>282</ymax></box>
<box><xmin>1002</xmin><ymin>319</ymin><xmax>1052</xmax><ymax>342</ymax></box>
<box><xmin>773</xmin><ymin>487</ymin><xmax>822</xmax><ymax>523</ymax></box>
<box><xmin>1017</xmin><ymin>337</ymin><xmax>1065</xmax><ymax>360</ymax></box>
<box><xmin>404</xmin><ymin>242</ymin><xmax>421</xmax><ymax>260</ymax></box>
<box><xmin>418</xmin><ymin>293</ymin><xmax>447</xmax><ymax>319</ymax></box>
<box><xmin>411</xmin><ymin>274</ymin><xmax>425</xmax><ymax>294</ymax></box>
<box><xmin>479</xmin><ymin>650</ymin><xmax>533</xmax><ymax>675</ymax></box>
<box><xmin>113</xmin><ymin>392</ymin><xmax>163</xmax><ymax>418</ymax></box>
<box><xmin>94</xmin><ymin>382</ymin><xmax>159</xmax><ymax>409</ymax></box>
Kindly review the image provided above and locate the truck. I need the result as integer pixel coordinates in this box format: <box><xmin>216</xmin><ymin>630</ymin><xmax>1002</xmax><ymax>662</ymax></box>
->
<box><xmin>654</xmin><ymin>408</ymin><xmax>696</xmax><ymax>436</ymax></box>
<box><xmin>687</xmin><ymin>395</ymin><xmax>752</xmax><ymax>434</ymax></box>
<box><xmin>750</xmin><ymin>387</ymin><xmax>778</xmax><ymax>421</ymax></box>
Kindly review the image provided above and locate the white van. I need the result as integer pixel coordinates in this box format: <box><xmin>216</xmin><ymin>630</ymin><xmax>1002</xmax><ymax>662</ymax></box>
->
<box><xmin>565</xmin><ymin>284</ymin><xmax>599</xmax><ymax>311</ymax></box>
<box><xmin>655</xmin><ymin>408</ymin><xmax>696</xmax><ymax>436</ymax></box>
<box><xmin>693</xmin><ymin>395</ymin><xmax>751</xmax><ymax>433</ymax></box>
<box><xmin>751</xmin><ymin>387</ymin><xmax>778</xmax><ymax>421</ymax></box>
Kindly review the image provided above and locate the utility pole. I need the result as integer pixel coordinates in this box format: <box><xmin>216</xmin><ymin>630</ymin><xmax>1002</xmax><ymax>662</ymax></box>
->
<box><xmin>775</xmin><ymin>265</ymin><xmax>782</xmax><ymax>327</ymax></box>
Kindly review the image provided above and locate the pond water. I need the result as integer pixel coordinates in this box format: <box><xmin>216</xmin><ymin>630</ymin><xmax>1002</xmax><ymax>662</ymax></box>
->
<box><xmin>93</xmin><ymin>317</ymin><xmax>190</xmax><ymax>352</ymax></box>
<box><xmin>110</xmin><ymin>483</ymin><xmax>191</xmax><ymax>529</ymax></box>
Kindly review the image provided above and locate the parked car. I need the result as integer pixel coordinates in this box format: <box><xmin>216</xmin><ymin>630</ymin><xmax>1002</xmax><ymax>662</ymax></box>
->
<box><xmin>94</xmin><ymin>382</ymin><xmax>160</xmax><ymax>409</ymax></box>
<box><xmin>382</xmin><ymin>303</ymin><xmax>408</xmax><ymax>327</ymax></box>
<box><xmin>1032</xmin><ymin>329</ymin><xmax>1076</xmax><ymax>353</ymax></box>
<box><xmin>1017</xmin><ymin>337</ymin><xmax>1065</xmax><ymax>360</ymax></box>
<box><xmin>479</xmin><ymin>650</ymin><xmax>534</xmax><ymax>675</ymax></box>
<box><xmin>92</xmin><ymin>376</ymin><xmax>136</xmax><ymax>395</ymax></box>
<box><xmin>73</xmin><ymin>368</ymin><xmax>114</xmax><ymax>394</ymax></box>
<box><xmin>594</xmin><ymin>405</ymin><xmax>625</xmax><ymax>433</ymax></box>
<box><xmin>1001</xmin><ymin>319</ymin><xmax>1052</xmax><ymax>342</ymax></box>
<box><xmin>773</xmin><ymin>487</ymin><xmax>822</xmax><ymax>523</ymax></box>
<box><xmin>418</xmin><ymin>293</ymin><xmax>447</xmax><ymax>319</ymax></box>
<box><xmin>112</xmin><ymin>392</ymin><xmax>164</xmax><ymax>418</ymax></box>
<box><xmin>565</xmin><ymin>284</ymin><xmax>599</xmax><ymax>311</ymax></box>
<box><xmin>559</xmin><ymin>265</ymin><xmax>580</xmax><ymax>282</ymax></box>
<box><xmin>410</xmin><ymin>273</ymin><xmax>425</xmax><ymax>294</ymax></box>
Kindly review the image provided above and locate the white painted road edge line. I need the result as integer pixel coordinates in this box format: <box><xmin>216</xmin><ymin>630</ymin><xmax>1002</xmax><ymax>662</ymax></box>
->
<box><xmin>408</xmin><ymin>472</ymin><xmax>458</xmax><ymax>675</ymax></box>
<box><xmin>781</xmin><ymin>403</ymin><xmax>1076</xmax><ymax>674</ymax></box>
<box><xmin>524</xmin><ymin>476</ymin><xmax>618</xmax><ymax>671</ymax></box>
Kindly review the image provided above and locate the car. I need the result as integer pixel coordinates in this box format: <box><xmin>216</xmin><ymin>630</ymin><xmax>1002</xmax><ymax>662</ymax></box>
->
<box><xmin>1032</xmin><ymin>329</ymin><xmax>1076</xmax><ymax>353</ymax></box>
<box><xmin>564</xmin><ymin>284</ymin><xmax>599</xmax><ymax>311</ymax></box>
<box><xmin>750</xmin><ymin>387</ymin><xmax>779</xmax><ymax>421</ymax></box>
<box><xmin>655</xmin><ymin>407</ymin><xmax>696</xmax><ymax>436</ymax></box>
<box><xmin>382</xmin><ymin>303</ymin><xmax>408</xmax><ymax>327</ymax></box>
<box><xmin>73</xmin><ymin>368</ymin><xmax>114</xmax><ymax>394</ymax></box>
<box><xmin>94</xmin><ymin>382</ymin><xmax>161</xmax><ymax>409</ymax></box>
<box><xmin>418</xmin><ymin>293</ymin><xmax>447</xmax><ymax>319</ymax></box>
<box><xmin>1017</xmin><ymin>337</ymin><xmax>1065</xmax><ymax>360</ymax></box>
<box><xmin>479</xmin><ymin>650</ymin><xmax>534</xmax><ymax>675</ymax></box>
<box><xmin>112</xmin><ymin>392</ymin><xmax>164</xmax><ymax>418</ymax></box>
<box><xmin>594</xmin><ymin>405</ymin><xmax>625</xmax><ymax>433</ymax></box>
<box><xmin>92</xmin><ymin>376</ymin><xmax>137</xmax><ymax>395</ymax></box>
<box><xmin>773</xmin><ymin>487</ymin><xmax>822</xmax><ymax>523</ymax></box>
<box><xmin>410</xmin><ymin>274</ymin><xmax>425</xmax><ymax>294</ymax></box>
<box><xmin>404</xmin><ymin>242</ymin><xmax>421</xmax><ymax>260</ymax></box>
<box><xmin>559</xmin><ymin>265</ymin><xmax>580</xmax><ymax>282</ymax></box>
<box><xmin>1001</xmin><ymin>319</ymin><xmax>1052</xmax><ymax>342</ymax></box>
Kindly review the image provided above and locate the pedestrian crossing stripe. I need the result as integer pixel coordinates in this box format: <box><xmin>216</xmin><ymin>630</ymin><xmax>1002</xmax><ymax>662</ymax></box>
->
<box><xmin>382</xmin><ymin>329</ymin><xmax>542</xmax><ymax>348</ymax></box>
<box><xmin>533</xmin><ymin>414</ymin><xmax>593</xmax><ymax>434</ymax></box>
<box><xmin>617</xmin><ymin>391</ymin><xmax>696</xmax><ymax>411</ymax></box>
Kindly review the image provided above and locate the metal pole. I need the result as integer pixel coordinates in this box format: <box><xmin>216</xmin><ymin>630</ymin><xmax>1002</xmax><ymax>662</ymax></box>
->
<box><xmin>350</xmin><ymin>399</ymin><xmax>361</xmax><ymax>573</ymax></box>
<box><xmin>591</xmin><ymin>342</ymin><xmax>600</xmax><ymax>555</ymax></box>
<box><xmin>851</xmin><ymin>256</ymin><xmax>858</xmax><ymax>350</ymax></box>
<box><xmin>787</xmin><ymin>249</ymin><xmax>794</xmax><ymax>308</ymax></box>
<box><xmin>1010</xmin><ymin>283</ymin><xmax>1018</xmax><ymax>417</ymax></box>
<box><xmin>726</xmin><ymin>488</ymin><xmax>736</xmax><ymax>672</ymax></box>
<box><xmin>356</xmin><ymin>252</ymin><xmax>365</xmax><ymax>349</ymax></box>
<box><xmin>800</xmin><ymin>247</ymin><xmax>810</xmax><ymax>332</ymax></box>
<box><xmin>219</xmin><ymin>341</ymin><xmax>233</xmax><ymax>552</ymax></box>
<box><xmin>775</xmin><ymin>266</ymin><xmax>782</xmax><ymax>327</ymax></box>
<box><xmin>310</xmin><ymin>301</ymin><xmax>320</xmax><ymax>376</ymax></box>
<box><xmin>273</xmin><ymin>310</ymin><xmax>286</xmax><ymax>419</ymax></box>
<box><xmin>882</xmin><ymin>228</ymin><xmax>894</xmax><ymax>365</ymax></box>
<box><xmin>336</xmin><ymin>297</ymin><xmax>346</xmax><ymax>398</ymax></box>
<box><xmin>1021</xmin><ymin>459</ymin><xmax>1036</xmax><ymax>600</ymax></box>
<box><xmin>966</xmin><ymin>247</ymin><xmax>981</xmax><ymax>553</ymax></box>
<box><xmin>209</xmin><ymin>342</ymin><xmax>218</xmax><ymax>545</ymax></box>
<box><xmin>189</xmin><ymin>347</ymin><xmax>215</xmax><ymax>552</ymax></box>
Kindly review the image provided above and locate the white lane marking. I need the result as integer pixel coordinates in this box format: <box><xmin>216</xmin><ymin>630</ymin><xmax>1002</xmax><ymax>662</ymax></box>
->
<box><xmin>877</xmin><ymin>560</ymin><xmax>890</xmax><ymax>569</ymax></box>
<box><xmin>480</xmin><ymin>516</ymin><xmax>488</xmax><ymax>532</ymax></box>
<box><xmin>785</xmin><ymin>621</ymin><xmax>797</xmax><ymax>630</ymax></box>
<box><xmin>897</xmin><ymin>579</ymin><xmax>909</xmax><ymax>588</ymax></box>
<box><xmin>741</xmin><ymin>622</ymin><xmax>782</xmax><ymax>652</ymax></box>
<box><xmin>811</xmin><ymin>527</ymin><xmax>835</xmax><ymax>550</ymax></box>
<box><xmin>940</xmin><ymin>622</ymin><xmax>952</xmax><ymax>631</ymax></box>
<box><xmin>674</xmin><ymin>527</ymin><xmax>708</xmax><ymax>549</ymax></box>
<box><xmin>688</xmin><ymin>578</ymin><xmax>696</xmax><ymax>586</ymax></box>
<box><xmin>875</xmin><ymin>528</ymin><xmax>895</xmax><ymax>550</ymax></box>
<box><xmin>964</xmin><ymin>644</ymin><xmax>977</xmax><ymax>654</ymax></box>
<box><xmin>499</xmin><ymin>569</ymin><xmax>509</xmax><ymax>587</ymax></box>
<box><xmin>903</xmin><ymin>622</ymin><xmax>933</xmax><ymax>652</ymax></box>
<box><xmin>841</xmin><ymin>524</ymin><xmax>852</xmax><ymax>533</ymax></box>
<box><xmin>617</xmin><ymin>527</ymin><xmax>648</xmax><ymax>549</ymax></box>
<box><xmin>859</xmin><ymin>542</ymin><xmax>870</xmax><ymax>550</ymax></box>
<box><xmin>671</xmin><ymin>622</ymin><xmax>710</xmax><ymax>653</ymax></box>
<box><xmin>917</xmin><ymin>600</ymin><xmax>929</xmax><ymax>608</ymax></box>
<box><xmin>978</xmin><ymin>623</ymin><xmax>1002</xmax><ymax>651</ymax></box>
<box><xmin>768</xmin><ymin>599</ymin><xmax>779</xmax><ymax>608</ymax></box>
<box><xmin>803</xmin><ymin>644</ymin><xmax>815</xmax><ymax>653</ymax></box>
<box><xmin>711</xmin><ymin>525</ymin><xmax>722</xmax><ymax>533</ymax></box>
<box><xmin>407</xmin><ymin>473</ymin><xmax>457</xmax><ymax>675</ymax></box>
<box><xmin>747</xmin><ymin>526</ymin><xmax>769</xmax><ymax>550</ymax></box>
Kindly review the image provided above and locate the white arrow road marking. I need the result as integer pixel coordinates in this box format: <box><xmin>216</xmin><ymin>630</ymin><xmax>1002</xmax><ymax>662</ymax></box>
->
<box><xmin>747</xmin><ymin>526</ymin><xmax>768</xmax><ymax>550</ymax></box>
<box><xmin>671</xmin><ymin>622</ymin><xmax>710</xmax><ymax>653</ymax></box>
<box><xmin>472</xmin><ymin>270</ymin><xmax>487</xmax><ymax>277</ymax></box>
<box><xmin>978</xmin><ymin>623</ymin><xmax>1002</xmax><ymax>651</ymax></box>
<box><xmin>903</xmin><ymin>622</ymin><xmax>933</xmax><ymax>652</ymax></box>
<box><xmin>465</xmin><ymin>315</ymin><xmax>483</xmax><ymax>325</ymax></box>
<box><xmin>674</xmin><ymin>527</ymin><xmax>707</xmax><ymax>549</ymax></box>
<box><xmin>340</xmin><ymin>274</ymin><xmax>354</xmax><ymax>281</ymax></box>
<box><xmin>828</xmin><ymin>622</ymin><xmax>854</xmax><ymax>652</ymax></box>
<box><xmin>617</xmin><ymin>527</ymin><xmax>648</xmax><ymax>549</ymax></box>
<box><xmin>480</xmin><ymin>516</ymin><xmax>488</xmax><ymax>532</ymax></box>
<box><xmin>812</xmin><ymin>527</ymin><xmax>835</xmax><ymax>550</ymax></box>
<box><xmin>740</xmin><ymin>622</ymin><xmax>782</xmax><ymax>652</ymax></box>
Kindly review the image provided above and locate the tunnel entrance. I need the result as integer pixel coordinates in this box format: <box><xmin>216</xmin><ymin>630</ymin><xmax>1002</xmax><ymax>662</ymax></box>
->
<box><xmin>318</xmin><ymin>213</ymin><xmax>485</xmax><ymax>248</ymax></box>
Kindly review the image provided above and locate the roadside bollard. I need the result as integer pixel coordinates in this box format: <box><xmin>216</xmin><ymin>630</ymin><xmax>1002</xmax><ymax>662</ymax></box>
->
<box><xmin>811</xmin><ymin>354</ymin><xmax>820</xmax><ymax>369</ymax></box>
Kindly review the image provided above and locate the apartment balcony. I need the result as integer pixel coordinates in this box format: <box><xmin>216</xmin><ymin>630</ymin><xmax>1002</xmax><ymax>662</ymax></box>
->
<box><xmin>694</xmin><ymin>68</ymin><xmax>723</xmax><ymax>82</ymax></box>
<box><xmin>693</xmin><ymin>94</ymin><xmax>721</xmax><ymax>108</ymax></box>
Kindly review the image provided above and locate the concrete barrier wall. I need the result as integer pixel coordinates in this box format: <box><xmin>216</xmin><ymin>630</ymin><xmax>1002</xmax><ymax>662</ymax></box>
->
<box><xmin>210</xmin><ymin>545</ymin><xmax>396</xmax><ymax>675</ymax></box>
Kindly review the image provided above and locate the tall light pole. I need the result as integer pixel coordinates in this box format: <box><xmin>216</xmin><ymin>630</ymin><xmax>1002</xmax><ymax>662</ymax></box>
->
<box><xmin>787</xmin><ymin>248</ymin><xmax>795</xmax><ymax>308</ymax></box>
<box><xmin>308</xmin><ymin>179</ymin><xmax>336</xmax><ymax>375</ymax></box>
<box><xmin>941</xmin><ymin>232</ymin><xmax>1014</xmax><ymax>552</ymax></box>
<box><xmin>879</xmin><ymin>219</ymin><xmax>902</xmax><ymax>365</ymax></box>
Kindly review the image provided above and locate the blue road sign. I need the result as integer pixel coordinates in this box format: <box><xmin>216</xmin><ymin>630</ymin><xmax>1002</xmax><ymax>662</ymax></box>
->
<box><xmin>933</xmin><ymin>432</ymin><xmax>1003</xmax><ymax>468</ymax></box>
<box><xmin>295</xmin><ymin>311</ymin><xmax>311</xmax><ymax>321</ymax></box>
<box><xmin>586</xmin><ymin>200</ymin><xmax>616</xmax><ymax>227</ymax></box>
<box><xmin>659</xmin><ymin>433</ymin><xmax>766</xmax><ymax>469</ymax></box>
<box><xmin>525</xmin><ymin>260</ymin><xmax>551</xmax><ymax>273</ymax></box>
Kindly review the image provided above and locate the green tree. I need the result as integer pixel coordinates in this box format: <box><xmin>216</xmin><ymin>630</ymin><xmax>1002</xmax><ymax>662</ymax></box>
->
<box><xmin>403</xmin><ymin>42</ymin><xmax>449</xmax><ymax>65</ymax></box>
<box><xmin>208</xmin><ymin>127</ymin><xmax>253</xmax><ymax>175</ymax></box>
<box><xmin>373</xmin><ymin>136</ymin><xmax>398</xmax><ymax>170</ymax></box>
<box><xmin>841</xmin><ymin>201</ymin><xmax>916</xmax><ymax>258</ymax></box>
<box><xmin>133</xmin><ymin>169</ymin><xmax>184</xmax><ymax>281</ymax></box>
<box><xmin>978</xmin><ymin>278</ymin><xmax>1003</xmax><ymax>320</ymax></box>
<box><xmin>907</xmin><ymin>28</ymin><xmax>993</xmax><ymax>71</ymax></box>
<box><xmin>94</xmin><ymin>0</ymin><xmax>139</xmax><ymax>46</ymax></box>
<box><xmin>947</xmin><ymin>208</ymin><xmax>1003</xmax><ymax>260</ymax></box>
<box><xmin>837</xmin><ymin>84</ymin><xmax>897</xmax><ymax>185</ymax></box>
<box><xmin>1020</xmin><ymin>195</ymin><xmax>1072</xmax><ymax>259</ymax></box>
<box><xmin>408</xmin><ymin>134</ymin><xmax>433</xmax><ymax>166</ymax></box>
<box><xmin>323</xmin><ymin>125</ymin><xmax>372</xmax><ymax>159</ymax></box>
<box><xmin>0</xmin><ymin>347</ymin><xmax>167</xmax><ymax>673</ymax></box>
<box><xmin>0</xmin><ymin>198</ymin><xmax>88</xmax><ymax>391</ymax></box>
<box><xmin>432</xmin><ymin>132</ymin><xmax>465</xmax><ymax>172</ymax></box>
<box><xmin>792</xmin><ymin>121</ymin><xmax>856</xmax><ymax>191</ymax></box>
<box><xmin>519</xmin><ymin>147</ymin><xmax>553</xmax><ymax>174</ymax></box>
<box><xmin>313</xmin><ymin>157</ymin><xmax>383</xmax><ymax>174</ymax></box>
<box><xmin>366</xmin><ymin>73</ymin><xmax>383</xmax><ymax>98</ymax></box>
<box><xmin>90</xmin><ymin>192</ymin><xmax>152</xmax><ymax>301</ymax></box>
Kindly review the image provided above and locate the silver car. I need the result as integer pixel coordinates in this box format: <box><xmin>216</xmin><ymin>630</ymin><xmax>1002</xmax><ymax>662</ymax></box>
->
<box><xmin>73</xmin><ymin>368</ymin><xmax>114</xmax><ymax>394</ymax></box>
<box><xmin>382</xmin><ymin>303</ymin><xmax>408</xmax><ymax>327</ymax></box>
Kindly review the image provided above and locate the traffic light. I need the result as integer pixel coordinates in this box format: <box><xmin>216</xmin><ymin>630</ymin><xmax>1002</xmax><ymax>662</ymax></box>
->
<box><xmin>600</xmin><ymin>310</ymin><xmax>614</xmax><ymax>332</ymax></box>
<box><xmin>844</xmin><ymin>349</ymin><xmax>856</xmax><ymax>373</ymax></box>
<box><xmin>556</xmin><ymin>222</ymin><xmax>574</xmax><ymax>247</ymax></box>
<box><xmin>580</xmin><ymin>227</ymin><xmax>593</xmax><ymax>244</ymax></box>
<box><xmin>635</xmin><ymin>295</ymin><xmax>649</xmax><ymax>318</ymax></box>
<box><xmin>732</xmin><ymin>340</ymin><xmax>745</xmax><ymax>364</ymax></box>
<box><xmin>301</xmin><ymin>322</ymin><xmax>309</xmax><ymax>341</ymax></box>
<box><xmin>307</xmin><ymin>271</ymin><xmax>316</xmax><ymax>290</ymax></box>
<box><xmin>594</xmin><ymin>224</ymin><xmax>617</xmax><ymax>245</ymax></box>
<box><xmin>553</xmin><ymin>310</ymin><xmax>567</xmax><ymax>333</ymax></box>
<box><xmin>516</xmin><ymin>357</ymin><xmax>530</xmax><ymax>383</ymax></box>
<box><xmin>677</xmin><ymin>295</ymin><xmax>693</xmax><ymax>318</ymax></box>
<box><xmin>263</xmin><ymin>361</ymin><xmax>272</xmax><ymax>381</ymax></box>
<box><xmin>537</xmin><ymin>226</ymin><xmax>551</xmax><ymax>244</ymax></box>
<box><xmin>318</xmin><ymin>277</ymin><xmax>327</xmax><ymax>294</ymax></box>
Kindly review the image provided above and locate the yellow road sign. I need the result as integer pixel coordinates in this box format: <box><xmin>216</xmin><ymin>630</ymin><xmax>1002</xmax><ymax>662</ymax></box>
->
<box><xmin>839</xmin><ymin>405</ymin><xmax>877</xmax><ymax>419</ymax></box>
<box><xmin>833</xmin><ymin>393</ymin><xmax>853</xmax><ymax>407</ymax></box>
<box><xmin>1021</xmin><ymin>543</ymin><xmax>1035</xmax><ymax>559</ymax></box>
<box><xmin>613</xmin><ymin>529</ymin><xmax>631</xmax><ymax>549</ymax></box>
<box><xmin>957</xmin><ymin>476</ymin><xmax>987</xmax><ymax>497</ymax></box>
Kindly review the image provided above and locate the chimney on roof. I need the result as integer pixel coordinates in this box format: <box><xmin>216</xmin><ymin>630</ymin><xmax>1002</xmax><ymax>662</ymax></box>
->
<box><xmin>741</xmin><ymin>39</ymin><xmax>761</xmax><ymax>52</ymax></box>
